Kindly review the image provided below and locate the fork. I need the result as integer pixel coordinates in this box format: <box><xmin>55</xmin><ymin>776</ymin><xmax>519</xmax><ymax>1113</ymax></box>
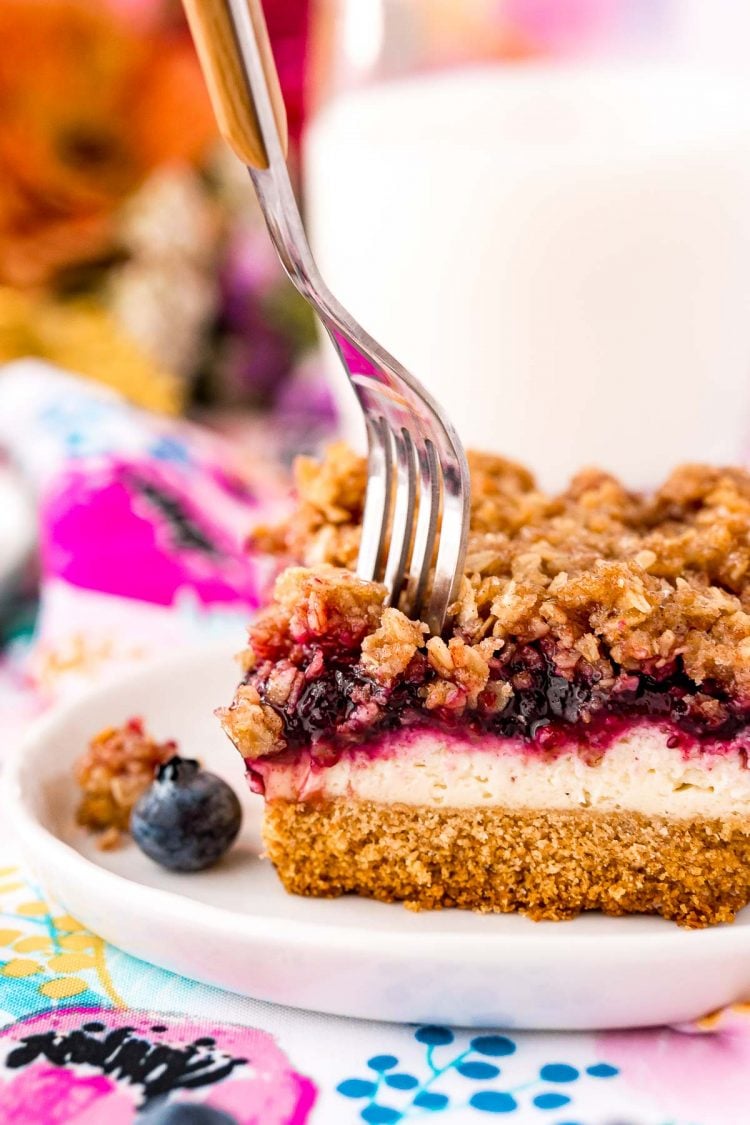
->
<box><xmin>182</xmin><ymin>0</ymin><xmax>470</xmax><ymax>634</ymax></box>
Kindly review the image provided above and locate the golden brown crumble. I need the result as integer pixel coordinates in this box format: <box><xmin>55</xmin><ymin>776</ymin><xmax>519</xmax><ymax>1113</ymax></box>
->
<box><xmin>218</xmin><ymin>683</ymin><xmax>286</xmax><ymax>759</ymax></box>
<box><xmin>274</xmin><ymin>565</ymin><xmax>385</xmax><ymax>647</ymax></box>
<box><xmin>425</xmin><ymin>636</ymin><xmax>491</xmax><ymax>708</ymax></box>
<box><xmin>255</xmin><ymin>446</ymin><xmax>750</xmax><ymax>683</ymax></box>
<box><xmin>360</xmin><ymin>609</ymin><xmax>428</xmax><ymax>684</ymax></box>
<box><xmin>226</xmin><ymin>446</ymin><xmax>750</xmax><ymax>760</ymax></box>
<box><xmin>251</xmin><ymin>441</ymin><xmax>364</xmax><ymax>568</ymax></box>
<box><xmin>75</xmin><ymin>718</ymin><xmax>174</xmax><ymax>846</ymax></box>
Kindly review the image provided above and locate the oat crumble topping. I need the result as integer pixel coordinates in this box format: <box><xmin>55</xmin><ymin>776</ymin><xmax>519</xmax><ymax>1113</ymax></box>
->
<box><xmin>75</xmin><ymin>718</ymin><xmax>175</xmax><ymax>846</ymax></box>
<box><xmin>222</xmin><ymin>446</ymin><xmax>750</xmax><ymax>760</ymax></box>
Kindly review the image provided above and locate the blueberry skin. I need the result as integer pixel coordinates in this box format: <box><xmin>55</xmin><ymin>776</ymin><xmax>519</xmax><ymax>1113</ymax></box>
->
<box><xmin>138</xmin><ymin>1104</ymin><xmax>237</xmax><ymax>1124</ymax></box>
<box><xmin>131</xmin><ymin>757</ymin><xmax>242</xmax><ymax>872</ymax></box>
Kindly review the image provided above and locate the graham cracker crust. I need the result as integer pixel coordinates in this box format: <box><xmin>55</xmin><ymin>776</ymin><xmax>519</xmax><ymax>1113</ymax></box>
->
<box><xmin>262</xmin><ymin>800</ymin><xmax>750</xmax><ymax>928</ymax></box>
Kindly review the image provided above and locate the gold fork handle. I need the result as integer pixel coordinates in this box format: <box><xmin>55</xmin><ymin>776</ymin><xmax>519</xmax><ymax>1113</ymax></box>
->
<box><xmin>182</xmin><ymin>0</ymin><xmax>288</xmax><ymax>170</ymax></box>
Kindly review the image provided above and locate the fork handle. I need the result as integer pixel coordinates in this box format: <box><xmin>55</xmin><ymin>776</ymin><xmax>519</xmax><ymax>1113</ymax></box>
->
<box><xmin>182</xmin><ymin>0</ymin><xmax>288</xmax><ymax>169</ymax></box>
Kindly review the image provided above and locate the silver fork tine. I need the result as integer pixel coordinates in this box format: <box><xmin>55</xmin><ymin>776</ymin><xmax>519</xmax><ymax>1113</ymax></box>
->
<box><xmin>426</xmin><ymin>452</ymin><xmax>468</xmax><ymax>631</ymax></box>
<box><xmin>184</xmin><ymin>0</ymin><xmax>470</xmax><ymax>633</ymax></box>
<box><xmin>357</xmin><ymin>414</ymin><xmax>392</xmax><ymax>583</ymax></box>
<box><xmin>382</xmin><ymin>427</ymin><xmax>417</xmax><ymax>605</ymax></box>
<box><xmin>401</xmin><ymin>437</ymin><xmax>440</xmax><ymax>620</ymax></box>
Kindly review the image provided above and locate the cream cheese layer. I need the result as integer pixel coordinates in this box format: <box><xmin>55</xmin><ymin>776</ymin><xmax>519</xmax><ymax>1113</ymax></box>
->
<box><xmin>250</xmin><ymin>724</ymin><xmax>750</xmax><ymax>818</ymax></box>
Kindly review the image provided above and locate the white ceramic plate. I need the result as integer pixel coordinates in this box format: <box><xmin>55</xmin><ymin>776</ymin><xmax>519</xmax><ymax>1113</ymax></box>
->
<box><xmin>6</xmin><ymin>642</ymin><xmax>750</xmax><ymax>1030</ymax></box>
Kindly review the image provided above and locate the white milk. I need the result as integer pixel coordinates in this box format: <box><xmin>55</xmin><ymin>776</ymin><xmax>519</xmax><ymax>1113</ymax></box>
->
<box><xmin>305</xmin><ymin>66</ymin><xmax>750</xmax><ymax>488</ymax></box>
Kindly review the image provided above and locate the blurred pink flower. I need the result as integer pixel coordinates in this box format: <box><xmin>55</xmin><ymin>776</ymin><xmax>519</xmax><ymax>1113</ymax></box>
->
<box><xmin>504</xmin><ymin>0</ymin><xmax>623</xmax><ymax>51</ymax></box>
<box><xmin>599</xmin><ymin>1007</ymin><xmax>750</xmax><ymax>1121</ymax></box>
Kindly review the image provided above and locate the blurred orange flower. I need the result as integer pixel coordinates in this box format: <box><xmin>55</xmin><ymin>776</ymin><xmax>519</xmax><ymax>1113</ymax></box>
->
<box><xmin>0</xmin><ymin>0</ymin><xmax>217</xmax><ymax>288</ymax></box>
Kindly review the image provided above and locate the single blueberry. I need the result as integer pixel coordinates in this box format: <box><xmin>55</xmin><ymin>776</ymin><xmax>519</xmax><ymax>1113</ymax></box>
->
<box><xmin>469</xmin><ymin>1035</ymin><xmax>516</xmax><ymax>1058</ymax></box>
<box><xmin>131</xmin><ymin>756</ymin><xmax>242</xmax><ymax>872</ymax></box>
<box><xmin>415</xmin><ymin>1026</ymin><xmax>454</xmax><ymax>1046</ymax></box>
<box><xmin>137</xmin><ymin>1105</ymin><xmax>237</xmax><ymax>1124</ymax></box>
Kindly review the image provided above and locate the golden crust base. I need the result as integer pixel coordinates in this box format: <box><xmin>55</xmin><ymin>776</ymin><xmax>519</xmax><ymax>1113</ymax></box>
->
<box><xmin>262</xmin><ymin>799</ymin><xmax>750</xmax><ymax>928</ymax></box>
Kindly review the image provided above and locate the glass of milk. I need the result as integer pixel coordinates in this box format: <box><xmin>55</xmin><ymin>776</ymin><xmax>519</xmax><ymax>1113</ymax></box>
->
<box><xmin>304</xmin><ymin>61</ymin><xmax>750</xmax><ymax>489</ymax></box>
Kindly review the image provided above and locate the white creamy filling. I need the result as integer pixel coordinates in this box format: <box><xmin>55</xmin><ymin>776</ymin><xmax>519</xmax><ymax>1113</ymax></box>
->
<box><xmin>254</xmin><ymin>725</ymin><xmax>750</xmax><ymax>817</ymax></box>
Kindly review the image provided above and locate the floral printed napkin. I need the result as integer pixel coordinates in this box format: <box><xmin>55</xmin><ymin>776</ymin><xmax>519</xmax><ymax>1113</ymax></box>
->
<box><xmin>0</xmin><ymin>361</ymin><xmax>747</xmax><ymax>1124</ymax></box>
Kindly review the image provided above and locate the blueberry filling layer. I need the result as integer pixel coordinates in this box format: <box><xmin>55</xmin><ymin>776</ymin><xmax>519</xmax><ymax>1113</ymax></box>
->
<box><xmin>248</xmin><ymin>641</ymin><xmax>750</xmax><ymax>754</ymax></box>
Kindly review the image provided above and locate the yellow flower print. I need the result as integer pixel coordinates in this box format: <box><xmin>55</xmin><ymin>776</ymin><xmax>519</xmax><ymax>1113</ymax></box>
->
<box><xmin>0</xmin><ymin>872</ymin><xmax>124</xmax><ymax>1008</ymax></box>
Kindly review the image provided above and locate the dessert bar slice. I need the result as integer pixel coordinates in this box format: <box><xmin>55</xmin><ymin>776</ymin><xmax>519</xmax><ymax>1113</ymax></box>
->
<box><xmin>220</xmin><ymin>446</ymin><xmax>750</xmax><ymax>927</ymax></box>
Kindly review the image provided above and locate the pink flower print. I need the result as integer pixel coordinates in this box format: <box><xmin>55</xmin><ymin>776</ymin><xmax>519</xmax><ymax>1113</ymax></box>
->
<box><xmin>0</xmin><ymin>1007</ymin><xmax>316</xmax><ymax>1124</ymax></box>
<box><xmin>42</xmin><ymin>459</ymin><xmax>262</xmax><ymax>609</ymax></box>
<box><xmin>599</xmin><ymin>1007</ymin><xmax>750</xmax><ymax>1123</ymax></box>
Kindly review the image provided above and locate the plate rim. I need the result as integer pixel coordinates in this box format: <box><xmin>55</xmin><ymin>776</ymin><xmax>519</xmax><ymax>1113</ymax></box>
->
<box><xmin>5</xmin><ymin>640</ymin><xmax>750</xmax><ymax>968</ymax></box>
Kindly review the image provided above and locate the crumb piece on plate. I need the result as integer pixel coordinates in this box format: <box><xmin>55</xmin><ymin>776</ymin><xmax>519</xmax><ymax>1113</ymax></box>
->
<box><xmin>75</xmin><ymin>717</ymin><xmax>175</xmax><ymax>847</ymax></box>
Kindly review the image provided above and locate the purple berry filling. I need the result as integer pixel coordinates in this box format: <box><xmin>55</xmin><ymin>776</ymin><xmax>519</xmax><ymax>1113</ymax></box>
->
<box><xmin>249</xmin><ymin>641</ymin><xmax>750</xmax><ymax>756</ymax></box>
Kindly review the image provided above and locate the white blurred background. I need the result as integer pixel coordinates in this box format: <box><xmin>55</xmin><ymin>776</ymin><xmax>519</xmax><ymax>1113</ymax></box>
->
<box><xmin>304</xmin><ymin>0</ymin><xmax>750</xmax><ymax>486</ymax></box>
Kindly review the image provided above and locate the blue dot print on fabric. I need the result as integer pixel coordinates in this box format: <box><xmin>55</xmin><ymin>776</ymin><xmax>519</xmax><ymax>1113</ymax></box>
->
<box><xmin>415</xmin><ymin>1026</ymin><xmax>455</xmax><ymax>1046</ymax></box>
<box><xmin>384</xmin><ymin>1073</ymin><xmax>419</xmax><ymax>1090</ymax></box>
<box><xmin>586</xmin><ymin>1062</ymin><xmax>619</xmax><ymax>1078</ymax></box>
<box><xmin>361</xmin><ymin>1105</ymin><xmax>402</xmax><ymax>1124</ymax></box>
<box><xmin>539</xmin><ymin>1064</ymin><xmax>580</xmax><ymax>1083</ymax></box>
<box><xmin>457</xmin><ymin>1061</ymin><xmax>501</xmax><ymax>1080</ymax></box>
<box><xmin>337</xmin><ymin>1078</ymin><xmax>378</xmax><ymax>1098</ymax></box>
<box><xmin>469</xmin><ymin>1091</ymin><xmax>518</xmax><ymax>1112</ymax></box>
<box><xmin>469</xmin><ymin>1035</ymin><xmax>517</xmax><ymax>1057</ymax></box>
<box><xmin>367</xmin><ymin>1055</ymin><xmax>399</xmax><ymax>1072</ymax></box>
<box><xmin>533</xmin><ymin>1092</ymin><xmax>571</xmax><ymax>1110</ymax></box>
<box><xmin>413</xmin><ymin>1092</ymin><xmax>449</xmax><ymax>1110</ymax></box>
